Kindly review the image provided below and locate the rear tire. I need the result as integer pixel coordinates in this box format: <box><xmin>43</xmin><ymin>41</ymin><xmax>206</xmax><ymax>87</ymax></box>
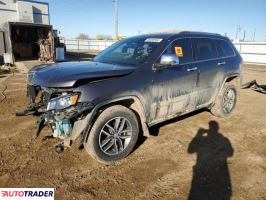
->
<box><xmin>84</xmin><ymin>105</ymin><xmax>139</xmax><ymax>164</ymax></box>
<box><xmin>211</xmin><ymin>83</ymin><xmax>237</xmax><ymax>118</ymax></box>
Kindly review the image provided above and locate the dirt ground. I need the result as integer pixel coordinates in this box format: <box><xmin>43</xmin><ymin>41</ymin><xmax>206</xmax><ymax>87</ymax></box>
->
<box><xmin>0</xmin><ymin>63</ymin><xmax>265</xmax><ymax>200</ymax></box>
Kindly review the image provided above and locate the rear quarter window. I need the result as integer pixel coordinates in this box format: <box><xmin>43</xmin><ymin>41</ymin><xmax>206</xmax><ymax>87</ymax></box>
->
<box><xmin>192</xmin><ymin>38</ymin><xmax>217</xmax><ymax>61</ymax></box>
<box><xmin>215</xmin><ymin>39</ymin><xmax>235</xmax><ymax>57</ymax></box>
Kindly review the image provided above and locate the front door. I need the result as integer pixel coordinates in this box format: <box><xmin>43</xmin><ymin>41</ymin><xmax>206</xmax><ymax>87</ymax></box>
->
<box><xmin>149</xmin><ymin>38</ymin><xmax>198</xmax><ymax>124</ymax></box>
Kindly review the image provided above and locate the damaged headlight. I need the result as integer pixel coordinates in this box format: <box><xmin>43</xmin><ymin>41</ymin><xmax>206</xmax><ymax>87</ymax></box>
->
<box><xmin>47</xmin><ymin>94</ymin><xmax>79</xmax><ymax>111</ymax></box>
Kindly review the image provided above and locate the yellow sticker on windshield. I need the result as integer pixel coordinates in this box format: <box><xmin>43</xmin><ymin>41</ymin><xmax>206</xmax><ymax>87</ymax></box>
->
<box><xmin>175</xmin><ymin>46</ymin><xmax>183</xmax><ymax>57</ymax></box>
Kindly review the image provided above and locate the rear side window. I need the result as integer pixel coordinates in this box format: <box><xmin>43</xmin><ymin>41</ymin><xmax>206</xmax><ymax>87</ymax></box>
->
<box><xmin>215</xmin><ymin>39</ymin><xmax>235</xmax><ymax>57</ymax></box>
<box><xmin>164</xmin><ymin>38</ymin><xmax>193</xmax><ymax>64</ymax></box>
<box><xmin>193</xmin><ymin>38</ymin><xmax>217</xmax><ymax>61</ymax></box>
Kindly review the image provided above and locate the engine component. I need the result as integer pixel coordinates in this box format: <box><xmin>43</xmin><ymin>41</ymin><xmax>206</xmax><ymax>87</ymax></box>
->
<box><xmin>55</xmin><ymin>144</ymin><xmax>64</xmax><ymax>154</ymax></box>
<box><xmin>53</xmin><ymin>119</ymin><xmax>72</xmax><ymax>138</ymax></box>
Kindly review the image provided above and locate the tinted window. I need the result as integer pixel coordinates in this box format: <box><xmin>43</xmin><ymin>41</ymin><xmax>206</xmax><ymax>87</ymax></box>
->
<box><xmin>215</xmin><ymin>39</ymin><xmax>235</xmax><ymax>57</ymax></box>
<box><xmin>164</xmin><ymin>38</ymin><xmax>193</xmax><ymax>64</ymax></box>
<box><xmin>193</xmin><ymin>38</ymin><xmax>217</xmax><ymax>60</ymax></box>
<box><xmin>94</xmin><ymin>37</ymin><xmax>162</xmax><ymax>66</ymax></box>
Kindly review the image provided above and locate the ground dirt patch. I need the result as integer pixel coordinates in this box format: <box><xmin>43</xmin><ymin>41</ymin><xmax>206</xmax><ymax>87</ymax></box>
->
<box><xmin>0</xmin><ymin>64</ymin><xmax>265</xmax><ymax>200</ymax></box>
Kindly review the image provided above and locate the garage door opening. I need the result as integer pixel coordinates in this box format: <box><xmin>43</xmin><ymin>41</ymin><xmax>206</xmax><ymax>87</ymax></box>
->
<box><xmin>9</xmin><ymin>23</ymin><xmax>53</xmax><ymax>61</ymax></box>
<box><xmin>0</xmin><ymin>31</ymin><xmax>6</xmax><ymax>64</ymax></box>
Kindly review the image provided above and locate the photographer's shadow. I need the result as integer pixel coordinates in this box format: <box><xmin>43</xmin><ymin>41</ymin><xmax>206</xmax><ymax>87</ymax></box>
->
<box><xmin>188</xmin><ymin>121</ymin><xmax>234</xmax><ymax>200</ymax></box>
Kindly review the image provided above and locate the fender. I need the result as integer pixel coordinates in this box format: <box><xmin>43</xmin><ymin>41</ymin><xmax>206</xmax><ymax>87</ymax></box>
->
<box><xmin>74</xmin><ymin>95</ymin><xmax>150</xmax><ymax>146</ymax></box>
<box><xmin>221</xmin><ymin>73</ymin><xmax>241</xmax><ymax>91</ymax></box>
<box><xmin>212</xmin><ymin>73</ymin><xmax>241</xmax><ymax>105</ymax></box>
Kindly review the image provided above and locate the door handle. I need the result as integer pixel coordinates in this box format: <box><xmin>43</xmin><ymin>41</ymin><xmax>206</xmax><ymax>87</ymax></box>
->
<box><xmin>187</xmin><ymin>67</ymin><xmax>198</xmax><ymax>72</ymax></box>
<box><xmin>217</xmin><ymin>61</ymin><xmax>226</xmax><ymax>66</ymax></box>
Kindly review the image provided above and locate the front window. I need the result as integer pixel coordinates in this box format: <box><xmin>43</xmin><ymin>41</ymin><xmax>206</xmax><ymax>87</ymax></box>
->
<box><xmin>162</xmin><ymin>38</ymin><xmax>194</xmax><ymax>64</ymax></box>
<box><xmin>94</xmin><ymin>37</ymin><xmax>163</xmax><ymax>66</ymax></box>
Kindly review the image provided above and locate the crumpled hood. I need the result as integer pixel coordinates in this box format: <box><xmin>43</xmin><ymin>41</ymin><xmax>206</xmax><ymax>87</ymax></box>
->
<box><xmin>28</xmin><ymin>61</ymin><xmax>135</xmax><ymax>87</ymax></box>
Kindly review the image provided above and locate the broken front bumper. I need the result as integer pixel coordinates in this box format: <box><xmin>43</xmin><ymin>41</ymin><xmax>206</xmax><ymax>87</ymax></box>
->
<box><xmin>17</xmin><ymin>84</ymin><xmax>94</xmax><ymax>146</ymax></box>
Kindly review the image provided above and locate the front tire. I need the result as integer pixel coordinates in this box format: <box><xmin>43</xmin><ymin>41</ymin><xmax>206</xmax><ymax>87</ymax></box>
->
<box><xmin>84</xmin><ymin>105</ymin><xmax>139</xmax><ymax>164</ymax></box>
<box><xmin>211</xmin><ymin>83</ymin><xmax>237</xmax><ymax>118</ymax></box>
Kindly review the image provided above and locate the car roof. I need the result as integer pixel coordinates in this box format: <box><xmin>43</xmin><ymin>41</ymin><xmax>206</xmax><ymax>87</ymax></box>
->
<box><xmin>131</xmin><ymin>33</ymin><xmax>176</xmax><ymax>39</ymax></box>
<box><xmin>136</xmin><ymin>31</ymin><xmax>227</xmax><ymax>40</ymax></box>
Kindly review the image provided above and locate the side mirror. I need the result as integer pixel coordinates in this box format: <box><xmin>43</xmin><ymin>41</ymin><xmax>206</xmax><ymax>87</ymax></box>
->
<box><xmin>153</xmin><ymin>54</ymin><xmax>180</xmax><ymax>70</ymax></box>
<box><xmin>160</xmin><ymin>54</ymin><xmax>180</xmax><ymax>66</ymax></box>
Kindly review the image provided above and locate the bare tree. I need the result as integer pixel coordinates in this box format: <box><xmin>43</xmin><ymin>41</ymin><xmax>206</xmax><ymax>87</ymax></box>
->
<box><xmin>76</xmin><ymin>33</ymin><xmax>90</xmax><ymax>40</ymax></box>
<box><xmin>96</xmin><ymin>34</ymin><xmax>113</xmax><ymax>40</ymax></box>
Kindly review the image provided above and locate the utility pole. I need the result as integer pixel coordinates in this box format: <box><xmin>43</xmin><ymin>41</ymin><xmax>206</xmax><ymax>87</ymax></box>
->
<box><xmin>114</xmin><ymin>0</ymin><xmax>118</xmax><ymax>40</ymax></box>
<box><xmin>252</xmin><ymin>29</ymin><xmax>256</xmax><ymax>42</ymax></box>
<box><xmin>235</xmin><ymin>25</ymin><xmax>241</xmax><ymax>41</ymax></box>
<box><xmin>243</xmin><ymin>30</ymin><xmax>246</xmax><ymax>42</ymax></box>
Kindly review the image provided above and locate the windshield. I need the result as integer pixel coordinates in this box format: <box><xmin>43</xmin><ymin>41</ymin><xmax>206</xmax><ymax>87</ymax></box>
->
<box><xmin>94</xmin><ymin>37</ymin><xmax>163</xmax><ymax>66</ymax></box>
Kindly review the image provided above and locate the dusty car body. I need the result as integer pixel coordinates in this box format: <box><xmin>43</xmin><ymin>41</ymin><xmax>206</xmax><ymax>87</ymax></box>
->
<box><xmin>18</xmin><ymin>31</ymin><xmax>242</xmax><ymax>164</ymax></box>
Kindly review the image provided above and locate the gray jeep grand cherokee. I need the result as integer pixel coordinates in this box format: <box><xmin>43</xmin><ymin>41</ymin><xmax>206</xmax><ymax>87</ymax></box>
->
<box><xmin>18</xmin><ymin>31</ymin><xmax>242</xmax><ymax>164</ymax></box>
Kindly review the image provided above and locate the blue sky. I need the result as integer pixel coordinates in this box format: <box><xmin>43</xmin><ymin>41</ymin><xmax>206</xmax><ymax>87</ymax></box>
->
<box><xmin>39</xmin><ymin>0</ymin><xmax>266</xmax><ymax>41</ymax></box>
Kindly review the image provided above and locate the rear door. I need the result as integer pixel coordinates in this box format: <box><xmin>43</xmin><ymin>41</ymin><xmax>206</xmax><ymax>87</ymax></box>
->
<box><xmin>149</xmin><ymin>38</ymin><xmax>198</xmax><ymax>123</ymax></box>
<box><xmin>191</xmin><ymin>37</ymin><xmax>223</xmax><ymax>106</ymax></box>
<box><xmin>215</xmin><ymin>39</ymin><xmax>238</xmax><ymax>75</ymax></box>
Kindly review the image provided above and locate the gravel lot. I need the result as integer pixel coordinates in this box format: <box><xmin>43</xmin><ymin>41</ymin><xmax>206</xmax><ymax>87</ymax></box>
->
<box><xmin>0</xmin><ymin>62</ymin><xmax>265</xmax><ymax>200</ymax></box>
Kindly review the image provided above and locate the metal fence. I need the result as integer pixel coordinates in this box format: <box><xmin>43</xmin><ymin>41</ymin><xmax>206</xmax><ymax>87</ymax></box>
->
<box><xmin>61</xmin><ymin>38</ymin><xmax>266</xmax><ymax>65</ymax></box>
<box><xmin>233</xmin><ymin>42</ymin><xmax>266</xmax><ymax>65</ymax></box>
<box><xmin>61</xmin><ymin>38</ymin><xmax>116</xmax><ymax>52</ymax></box>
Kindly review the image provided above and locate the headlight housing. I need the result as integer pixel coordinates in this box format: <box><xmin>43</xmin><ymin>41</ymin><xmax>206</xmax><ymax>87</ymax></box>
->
<box><xmin>47</xmin><ymin>94</ymin><xmax>79</xmax><ymax>111</ymax></box>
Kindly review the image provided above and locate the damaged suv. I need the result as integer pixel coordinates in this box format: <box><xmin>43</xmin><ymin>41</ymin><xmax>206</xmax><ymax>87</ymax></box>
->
<box><xmin>17</xmin><ymin>32</ymin><xmax>242</xmax><ymax>164</ymax></box>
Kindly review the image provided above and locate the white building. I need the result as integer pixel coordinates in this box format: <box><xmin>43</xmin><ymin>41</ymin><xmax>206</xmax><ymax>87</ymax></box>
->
<box><xmin>0</xmin><ymin>0</ymin><xmax>52</xmax><ymax>64</ymax></box>
<box><xmin>0</xmin><ymin>0</ymin><xmax>50</xmax><ymax>25</ymax></box>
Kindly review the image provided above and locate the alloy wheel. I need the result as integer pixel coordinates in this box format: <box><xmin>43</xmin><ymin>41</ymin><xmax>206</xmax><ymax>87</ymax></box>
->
<box><xmin>99</xmin><ymin>117</ymin><xmax>133</xmax><ymax>156</ymax></box>
<box><xmin>222</xmin><ymin>88</ymin><xmax>236</xmax><ymax>114</ymax></box>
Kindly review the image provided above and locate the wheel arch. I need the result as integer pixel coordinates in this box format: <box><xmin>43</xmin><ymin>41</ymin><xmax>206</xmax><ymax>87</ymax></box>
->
<box><xmin>222</xmin><ymin>74</ymin><xmax>241</xmax><ymax>96</ymax></box>
<box><xmin>83</xmin><ymin>96</ymin><xmax>150</xmax><ymax>144</ymax></box>
<box><xmin>209</xmin><ymin>73</ymin><xmax>241</xmax><ymax>109</ymax></box>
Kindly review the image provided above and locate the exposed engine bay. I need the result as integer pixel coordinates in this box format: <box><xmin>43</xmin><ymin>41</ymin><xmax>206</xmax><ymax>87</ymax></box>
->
<box><xmin>16</xmin><ymin>84</ymin><xmax>93</xmax><ymax>148</ymax></box>
<box><xmin>15</xmin><ymin>60</ymin><xmax>135</xmax><ymax>153</ymax></box>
